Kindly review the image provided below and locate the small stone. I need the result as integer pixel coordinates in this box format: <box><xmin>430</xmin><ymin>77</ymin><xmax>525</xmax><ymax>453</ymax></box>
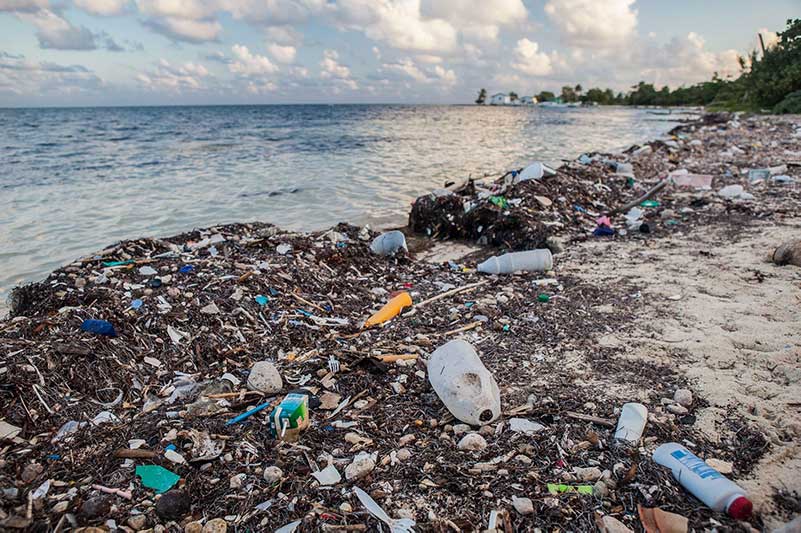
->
<box><xmin>453</xmin><ymin>424</ymin><xmax>471</xmax><ymax>436</ymax></box>
<box><xmin>202</xmin><ymin>518</ymin><xmax>228</xmax><ymax>533</ymax></box>
<box><xmin>21</xmin><ymin>463</ymin><xmax>44</xmax><ymax>484</ymax></box>
<box><xmin>457</xmin><ymin>433</ymin><xmax>487</xmax><ymax>452</ymax></box>
<box><xmin>705</xmin><ymin>458</ymin><xmax>733</xmax><ymax>474</ymax></box>
<box><xmin>667</xmin><ymin>404</ymin><xmax>688</xmax><ymax>415</ymax></box>
<box><xmin>74</xmin><ymin>278</ymin><xmax>87</xmax><ymax>288</ymax></box>
<box><xmin>593</xmin><ymin>480</ymin><xmax>609</xmax><ymax>498</ymax></box>
<box><xmin>127</xmin><ymin>515</ymin><xmax>148</xmax><ymax>530</ymax></box>
<box><xmin>185</xmin><ymin>521</ymin><xmax>203</xmax><ymax>533</ymax></box>
<box><xmin>511</xmin><ymin>496</ymin><xmax>534</xmax><ymax>515</ymax></box>
<box><xmin>156</xmin><ymin>490</ymin><xmax>190</xmax><ymax>521</ymax></box>
<box><xmin>515</xmin><ymin>454</ymin><xmax>532</xmax><ymax>464</ymax></box>
<box><xmin>339</xmin><ymin>502</ymin><xmax>352</xmax><ymax>513</ymax></box>
<box><xmin>398</xmin><ymin>434</ymin><xmax>416</xmax><ymax>446</ymax></box>
<box><xmin>479</xmin><ymin>425</ymin><xmax>494</xmax><ymax>436</ymax></box>
<box><xmin>247</xmin><ymin>361</ymin><xmax>283</xmax><ymax>394</ymax></box>
<box><xmin>345</xmin><ymin>452</ymin><xmax>376</xmax><ymax>481</ymax></box>
<box><xmin>573</xmin><ymin>466</ymin><xmax>603</xmax><ymax>481</ymax></box>
<box><xmin>263</xmin><ymin>466</ymin><xmax>283</xmax><ymax>484</ymax></box>
<box><xmin>52</xmin><ymin>501</ymin><xmax>70</xmax><ymax>513</ymax></box>
<box><xmin>396</xmin><ymin>448</ymin><xmax>412</xmax><ymax>461</ymax></box>
<box><xmin>229</xmin><ymin>473</ymin><xmax>246</xmax><ymax>489</ymax></box>
<box><xmin>674</xmin><ymin>389</ymin><xmax>693</xmax><ymax>407</ymax></box>
<box><xmin>80</xmin><ymin>496</ymin><xmax>111</xmax><ymax>520</ymax></box>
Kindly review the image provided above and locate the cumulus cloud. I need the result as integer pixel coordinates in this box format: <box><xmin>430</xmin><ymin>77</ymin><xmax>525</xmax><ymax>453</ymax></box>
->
<box><xmin>756</xmin><ymin>28</ymin><xmax>779</xmax><ymax>53</ymax></box>
<box><xmin>17</xmin><ymin>9</ymin><xmax>125</xmax><ymax>50</ymax></box>
<box><xmin>422</xmin><ymin>0</ymin><xmax>526</xmax><ymax>42</ymax></box>
<box><xmin>137</xmin><ymin>58</ymin><xmax>210</xmax><ymax>91</ymax></box>
<box><xmin>0</xmin><ymin>0</ymin><xmax>47</xmax><ymax>12</ymax></box>
<box><xmin>265</xmin><ymin>25</ymin><xmax>303</xmax><ymax>45</ymax></box>
<box><xmin>218</xmin><ymin>0</ymin><xmax>328</xmax><ymax>26</ymax></box>
<box><xmin>335</xmin><ymin>0</ymin><xmax>458</xmax><ymax>53</ymax></box>
<box><xmin>511</xmin><ymin>38</ymin><xmax>553</xmax><ymax>76</ymax></box>
<box><xmin>73</xmin><ymin>0</ymin><xmax>128</xmax><ymax>16</ymax></box>
<box><xmin>137</xmin><ymin>0</ymin><xmax>221</xmax><ymax>42</ymax></box>
<box><xmin>544</xmin><ymin>0</ymin><xmax>637</xmax><ymax>48</ymax></box>
<box><xmin>382</xmin><ymin>57</ymin><xmax>455</xmax><ymax>85</ymax></box>
<box><xmin>635</xmin><ymin>32</ymin><xmax>741</xmax><ymax>86</ymax></box>
<box><xmin>229</xmin><ymin>44</ymin><xmax>279</xmax><ymax>75</ymax></box>
<box><xmin>319</xmin><ymin>49</ymin><xmax>357</xmax><ymax>89</ymax></box>
<box><xmin>267</xmin><ymin>43</ymin><xmax>296</xmax><ymax>64</ymax></box>
<box><xmin>0</xmin><ymin>51</ymin><xmax>103</xmax><ymax>96</ymax></box>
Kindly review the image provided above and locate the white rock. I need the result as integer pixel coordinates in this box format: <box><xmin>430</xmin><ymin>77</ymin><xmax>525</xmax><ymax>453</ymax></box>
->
<box><xmin>509</xmin><ymin>418</ymin><xmax>546</xmax><ymax>435</ymax></box>
<box><xmin>164</xmin><ymin>449</ymin><xmax>186</xmax><ymax>464</ymax></box>
<box><xmin>452</xmin><ymin>424</ymin><xmax>471</xmax><ymax>436</ymax></box>
<box><xmin>667</xmin><ymin>404</ymin><xmax>688</xmax><ymax>415</ymax></box>
<box><xmin>247</xmin><ymin>361</ymin><xmax>283</xmax><ymax>394</ymax></box>
<box><xmin>396</xmin><ymin>448</ymin><xmax>412</xmax><ymax>461</ymax></box>
<box><xmin>263</xmin><ymin>466</ymin><xmax>283</xmax><ymax>483</ymax></box>
<box><xmin>345</xmin><ymin>452</ymin><xmax>376</xmax><ymax>481</ymax></box>
<box><xmin>573</xmin><ymin>466</ymin><xmax>603</xmax><ymax>481</ymax></box>
<box><xmin>311</xmin><ymin>464</ymin><xmax>341</xmax><ymax>486</ymax></box>
<box><xmin>201</xmin><ymin>303</ymin><xmax>220</xmax><ymax>315</ymax></box>
<box><xmin>511</xmin><ymin>496</ymin><xmax>534</xmax><ymax>515</ymax></box>
<box><xmin>276</xmin><ymin>244</ymin><xmax>292</xmax><ymax>255</ymax></box>
<box><xmin>139</xmin><ymin>266</ymin><xmax>158</xmax><ymax>276</ymax></box>
<box><xmin>457</xmin><ymin>433</ymin><xmax>487</xmax><ymax>452</ymax></box>
<box><xmin>229</xmin><ymin>473</ymin><xmax>246</xmax><ymax>489</ymax></box>
<box><xmin>674</xmin><ymin>389</ymin><xmax>693</xmax><ymax>407</ymax></box>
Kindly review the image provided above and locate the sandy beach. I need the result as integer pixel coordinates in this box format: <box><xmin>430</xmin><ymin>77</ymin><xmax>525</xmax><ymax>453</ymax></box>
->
<box><xmin>1</xmin><ymin>112</ymin><xmax>800</xmax><ymax>532</ymax></box>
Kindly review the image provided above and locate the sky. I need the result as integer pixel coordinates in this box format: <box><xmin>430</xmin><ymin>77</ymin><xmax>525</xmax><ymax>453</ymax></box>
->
<box><xmin>0</xmin><ymin>0</ymin><xmax>793</xmax><ymax>106</ymax></box>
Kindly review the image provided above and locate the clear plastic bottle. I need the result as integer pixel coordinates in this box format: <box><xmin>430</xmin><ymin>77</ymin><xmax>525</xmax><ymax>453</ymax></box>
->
<box><xmin>614</xmin><ymin>403</ymin><xmax>647</xmax><ymax>443</ymax></box>
<box><xmin>428</xmin><ymin>339</ymin><xmax>500</xmax><ymax>425</ymax></box>
<box><xmin>653</xmin><ymin>443</ymin><xmax>752</xmax><ymax>520</ymax></box>
<box><xmin>477</xmin><ymin>249</ymin><xmax>553</xmax><ymax>274</ymax></box>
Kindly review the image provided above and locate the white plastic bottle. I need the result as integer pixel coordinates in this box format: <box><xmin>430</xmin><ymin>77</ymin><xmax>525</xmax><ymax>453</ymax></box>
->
<box><xmin>428</xmin><ymin>339</ymin><xmax>501</xmax><ymax>425</ymax></box>
<box><xmin>477</xmin><ymin>249</ymin><xmax>553</xmax><ymax>275</ymax></box>
<box><xmin>653</xmin><ymin>443</ymin><xmax>752</xmax><ymax>520</ymax></box>
<box><xmin>370</xmin><ymin>231</ymin><xmax>408</xmax><ymax>256</ymax></box>
<box><xmin>614</xmin><ymin>403</ymin><xmax>648</xmax><ymax>443</ymax></box>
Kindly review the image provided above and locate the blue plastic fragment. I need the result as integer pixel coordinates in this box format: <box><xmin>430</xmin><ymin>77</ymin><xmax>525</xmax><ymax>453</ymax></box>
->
<box><xmin>165</xmin><ymin>444</ymin><xmax>177</xmax><ymax>452</ymax></box>
<box><xmin>179</xmin><ymin>265</ymin><xmax>194</xmax><ymax>274</ymax></box>
<box><xmin>268</xmin><ymin>288</ymin><xmax>279</xmax><ymax>296</ymax></box>
<box><xmin>255</xmin><ymin>295</ymin><xmax>269</xmax><ymax>306</ymax></box>
<box><xmin>323</xmin><ymin>304</ymin><xmax>333</xmax><ymax>312</ymax></box>
<box><xmin>131</xmin><ymin>299</ymin><xmax>143</xmax><ymax>310</ymax></box>
<box><xmin>225</xmin><ymin>400</ymin><xmax>272</xmax><ymax>426</ymax></box>
<box><xmin>81</xmin><ymin>319</ymin><xmax>117</xmax><ymax>337</ymax></box>
<box><xmin>296</xmin><ymin>309</ymin><xmax>312</xmax><ymax>317</ymax></box>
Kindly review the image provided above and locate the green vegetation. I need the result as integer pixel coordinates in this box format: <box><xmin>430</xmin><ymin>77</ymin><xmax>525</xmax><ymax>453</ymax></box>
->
<box><xmin>475</xmin><ymin>88</ymin><xmax>487</xmax><ymax>105</ymax></box>
<box><xmin>490</xmin><ymin>19</ymin><xmax>800</xmax><ymax>113</ymax></box>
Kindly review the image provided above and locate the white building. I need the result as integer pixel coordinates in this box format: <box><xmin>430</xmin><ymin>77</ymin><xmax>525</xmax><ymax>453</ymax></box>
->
<box><xmin>489</xmin><ymin>93</ymin><xmax>510</xmax><ymax>105</ymax></box>
<box><xmin>520</xmin><ymin>96</ymin><xmax>537</xmax><ymax>105</ymax></box>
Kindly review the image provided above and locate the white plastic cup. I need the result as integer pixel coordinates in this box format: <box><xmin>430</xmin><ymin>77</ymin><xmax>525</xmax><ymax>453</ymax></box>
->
<box><xmin>370</xmin><ymin>231</ymin><xmax>408</xmax><ymax>256</ymax></box>
<box><xmin>428</xmin><ymin>339</ymin><xmax>501</xmax><ymax>425</ymax></box>
<box><xmin>614</xmin><ymin>402</ymin><xmax>647</xmax><ymax>443</ymax></box>
<box><xmin>653</xmin><ymin>443</ymin><xmax>752</xmax><ymax>520</ymax></box>
<box><xmin>477</xmin><ymin>249</ymin><xmax>553</xmax><ymax>275</ymax></box>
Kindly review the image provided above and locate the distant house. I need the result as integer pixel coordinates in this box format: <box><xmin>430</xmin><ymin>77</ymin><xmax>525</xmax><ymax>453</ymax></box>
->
<box><xmin>489</xmin><ymin>93</ymin><xmax>510</xmax><ymax>105</ymax></box>
<box><xmin>520</xmin><ymin>96</ymin><xmax>537</xmax><ymax>105</ymax></box>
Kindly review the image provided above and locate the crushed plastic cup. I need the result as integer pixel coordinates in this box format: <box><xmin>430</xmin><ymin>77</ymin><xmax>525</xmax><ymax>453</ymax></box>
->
<box><xmin>513</xmin><ymin>161</ymin><xmax>556</xmax><ymax>183</ymax></box>
<box><xmin>370</xmin><ymin>231</ymin><xmax>408</xmax><ymax>256</ymax></box>
<box><xmin>428</xmin><ymin>339</ymin><xmax>501</xmax><ymax>425</ymax></box>
<box><xmin>365</xmin><ymin>291</ymin><xmax>412</xmax><ymax>328</ymax></box>
<box><xmin>80</xmin><ymin>319</ymin><xmax>117</xmax><ymax>337</ymax></box>
<box><xmin>614</xmin><ymin>402</ymin><xmax>647</xmax><ymax>443</ymax></box>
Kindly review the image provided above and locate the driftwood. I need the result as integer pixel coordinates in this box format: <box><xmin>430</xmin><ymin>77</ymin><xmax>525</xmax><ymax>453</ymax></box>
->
<box><xmin>609</xmin><ymin>179</ymin><xmax>671</xmax><ymax>215</ymax></box>
<box><xmin>565</xmin><ymin>411</ymin><xmax>616</xmax><ymax>428</ymax></box>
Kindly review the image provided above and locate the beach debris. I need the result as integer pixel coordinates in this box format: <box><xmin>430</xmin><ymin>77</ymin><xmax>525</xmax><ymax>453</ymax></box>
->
<box><xmin>312</xmin><ymin>464</ymin><xmax>342</xmax><ymax>486</ymax></box>
<box><xmin>345</xmin><ymin>452</ymin><xmax>377</xmax><ymax>480</ymax></box>
<box><xmin>353</xmin><ymin>487</ymin><xmax>416</xmax><ymax>533</ymax></box>
<box><xmin>476</xmin><ymin>249</ymin><xmax>552</xmax><ymax>274</ymax></box>
<box><xmin>370</xmin><ymin>230</ymin><xmax>408</xmax><ymax>256</ymax></box>
<box><xmin>514</xmin><ymin>161</ymin><xmax>556</xmax><ymax>183</ymax></box>
<box><xmin>653</xmin><ymin>443</ymin><xmax>752</xmax><ymax>519</ymax></box>
<box><xmin>673</xmin><ymin>389</ymin><xmax>693</xmax><ymax>407</ymax></box>
<box><xmin>80</xmin><ymin>319</ymin><xmax>117</xmax><ymax>337</ymax></box>
<box><xmin>508</xmin><ymin>418</ymin><xmax>546</xmax><ymax>434</ymax></box>
<box><xmin>268</xmin><ymin>393</ymin><xmax>310</xmax><ymax>441</ymax></box>
<box><xmin>614</xmin><ymin>403</ymin><xmax>648</xmax><ymax>443</ymax></box>
<box><xmin>365</xmin><ymin>291</ymin><xmax>413</xmax><ymax>327</ymax></box>
<box><xmin>718</xmin><ymin>184</ymin><xmax>754</xmax><ymax>200</ymax></box>
<box><xmin>771</xmin><ymin>239</ymin><xmax>801</xmax><ymax>267</ymax></box>
<box><xmin>247</xmin><ymin>361</ymin><xmax>283</xmax><ymax>393</ymax></box>
<box><xmin>428</xmin><ymin>339</ymin><xmax>500</xmax><ymax>425</ymax></box>
<box><xmin>136</xmin><ymin>465</ymin><xmax>180</xmax><ymax>494</ymax></box>
<box><xmin>547</xmin><ymin>484</ymin><xmax>593</xmax><ymax>495</ymax></box>
<box><xmin>457</xmin><ymin>433</ymin><xmax>488</xmax><ymax>451</ymax></box>
<box><xmin>595</xmin><ymin>513</ymin><xmax>635</xmax><ymax>533</ymax></box>
<box><xmin>637</xmin><ymin>505</ymin><xmax>689</xmax><ymax>533</ymax></box>
<box><xmin>511</xmin><ymin>496</ymin><xmax>534</xmax><ymax>515</ymax></box>
<box><xmin>155</xmin><ymin>489</ymin><xmax>190</xmax><ymax>521</ymax></box>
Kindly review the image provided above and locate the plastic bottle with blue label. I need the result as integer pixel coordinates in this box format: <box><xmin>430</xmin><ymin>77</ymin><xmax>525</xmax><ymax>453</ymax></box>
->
<box><xmin>653</xmin><ymin>443</ymin><xmax>752</xmax><ymax>520</ymax></box>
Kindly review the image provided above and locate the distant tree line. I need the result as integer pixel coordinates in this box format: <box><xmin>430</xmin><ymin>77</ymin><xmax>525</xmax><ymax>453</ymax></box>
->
<box><xmin>477</xmin><ymin>18</ymin><xmax>800</xmax><ymax>113</ymax></box>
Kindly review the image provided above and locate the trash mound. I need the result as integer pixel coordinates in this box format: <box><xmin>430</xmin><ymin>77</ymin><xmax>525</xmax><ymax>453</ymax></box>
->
<box><xmin>0</xmin><ymin>217</ymin><xmax>772</xmax><ymax>532</ymax></box>
<box><xmin>409</xmin><ymin>112</ymin><xmax>801</xmax><ymax>251</ymax></box>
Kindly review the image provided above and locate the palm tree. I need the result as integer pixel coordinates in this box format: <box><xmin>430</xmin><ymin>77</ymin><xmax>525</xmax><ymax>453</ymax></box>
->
<box><xmin>509</xmin><ymin>91</ymin><xmax>519</xmax><ymax>102</ymax></box>
<box><xmin>475</xmin><ymin>88</ymin><xmax>487</xmax><ymax>104</ymax></box>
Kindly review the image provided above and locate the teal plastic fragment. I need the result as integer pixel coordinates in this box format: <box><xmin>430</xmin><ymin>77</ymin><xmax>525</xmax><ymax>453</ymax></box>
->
<box><xmin>136</xmin><ymin>465</ymin><xmax>180</xmax><ymax>494</ymax></box>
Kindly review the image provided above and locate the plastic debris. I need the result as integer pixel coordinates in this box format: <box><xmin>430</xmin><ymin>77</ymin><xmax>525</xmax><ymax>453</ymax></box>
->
<box><xmin>365</xmin><ymin>291</ymin><xmax>413</xmax><ymax>328</ymax></box>
<box><xmin>80</xmin><ymin>319</ymin><xmax>117</xmax><ymax>337</ymax></box>
<box><xmin>370</xmin><ymin>230</ymin><xmax>408</xmax><ymax>256</ymax></box>
<box><xmin>135</xmin><ymin>465</ymin><xmax>180</xmax><ymax>494</ymax></box>
<box><xmin>353</xmin><ymin>486</ymin><xmax>416</xmax><ymax>533</ymax></box>
<box><xmin>477</xmin><ymin>249</ymin><xmax>553</xmax><ymax>274</ymax></box>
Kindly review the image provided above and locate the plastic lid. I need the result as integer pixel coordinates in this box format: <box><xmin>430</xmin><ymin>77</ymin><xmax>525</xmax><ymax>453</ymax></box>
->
<box><xmin>727</xmin><ymin>496</ymin><xmax>753</xmax><ymax>520</ymax></box>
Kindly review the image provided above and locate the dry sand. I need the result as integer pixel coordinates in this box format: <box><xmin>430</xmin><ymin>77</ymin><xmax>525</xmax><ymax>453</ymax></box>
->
<box><xmin>562</xmin><ymin>216</ymin><xmax>801</xmax><ymax>528</ymax></box>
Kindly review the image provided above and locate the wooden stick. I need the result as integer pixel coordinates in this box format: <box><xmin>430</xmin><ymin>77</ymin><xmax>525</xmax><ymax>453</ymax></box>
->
<box><xmin>439</xmin><ymin>321</ymin><xmax>482</xmax><ymax>336</ymax></box>
<box><xmin>374</xmin><ymin>353</ymin><xmax>418</xmax><ymax>363</ymax></box>
<box><xmin>564</xmin><ymin>411</ymin><xmax>615</xmax><ymax>428</ymax></box>
<box><xmin>290</xmin><ymin>291</ymin><xmax>327</xmax><ymax>314</ymax></box>
<box><xmin>416</xmin><ymin>281</ymin><xmax>489</xmax><ymax>308</ymax></box>
<box><xmin>114</xmin><ymin>448</ymin><xmax>157</xmax><ymax>459</ymax></box>
<box><xmin>609</xmin><ymin>179</ymin><xmax>670</xmax><ymax>215</ymax></box>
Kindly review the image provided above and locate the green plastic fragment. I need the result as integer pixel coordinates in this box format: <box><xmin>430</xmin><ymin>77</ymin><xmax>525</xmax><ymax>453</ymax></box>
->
<box><xmin>547</xmin><ymin>483</ymin><xmax>593</xmax><ymax>495</ymax></box>
<box><xmin>136</xmin><ymin>465</ymin><xmax>180</xmax><ymax>494</ymax></box>
<box><xmin>102</xmin><ymin>260</ymin><xmax>135</xmax><ymax>267</ymax></box>
<box><xmin>489</xmin><ymin>196</ymin><xmax>509</xmax><ymax>209</ymax></box>
<box><xmin>538</xmin><ymin>293</ymin><xmax>550</xmax><ymax>303</ymax></box>
<box><xmin>626</xmin><ymin>177</ymin><xmax>635</xmax><ymax>188</ymax></box>
<box><xmin>640</xmin><ymin>200</ymin><xmax>659</xmax><ymax>208</ymax></box>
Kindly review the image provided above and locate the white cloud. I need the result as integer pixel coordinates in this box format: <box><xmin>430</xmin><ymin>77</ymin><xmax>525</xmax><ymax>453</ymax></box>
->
<box><xmin>511</xmin><ymin>38</ymin><xmax>553</xmax><ymax>76</ymax></box>
<box><xmin>137</xmin><ymin>58</ymin><xmax>210</xmax><ymax>91</ymax></box>
<box><xmin>0</xmin><ymin>0</ymin><xmax>47</xmax><ymax>11</ymax></box>
<box><xmin>16</xmin><ymin>9</ymin><xmax>124</xmax><ymax>50</ymax></box>
<box><xmin>382</xmin><ymin>57</ymin><xmax>456</xmax><ymax>85</ymax></box>
<box><xmin>383</xmin><ymin>57</ymin><xmax>427</xmax><ymax>82</ymax></box>
<box><xmin>143</xmin><ymin>15</ymin><xmax>221</xmax><ymax>42</ymax></box>
<box><xmin>320</xmin><ymin>49</ymin><xmax>357</xmax><ymax>89</ymax></box>
<box><xmin>217</xmin><ymin>0</ymin><xmax>328</xmax><ymax>25</ymax></box>
<box><xmin>267</xmin><ymin>43</ymin><xmax>296</xmax><ymax>63</ymax></box>
<box><xmin>757</xmin><ymin>28</ymin><xmax>779</xmax><ymax>52</ymax></box>
<box><xmin>416</xmin><ymin>54</ymin><xmax>441</xmax><ymax>64</ymax></box>
<box><xmin>636</xmin><ymin>32</ymin><xmax>740</xmax><ymax>86</ymax></box>
<box><xmin>229</xmin><ymin>44</ymin><xmax>279</xmax><ymax>76</ymax></box>
<box><xmin>136</xmin><ymin>0</ymin><xmax>216</xmax><ymax>19</ymax></box>
<box><xmin>432</xmin><ymin>64</ymin><xmax>456</xmax><ymax>84</ymax></box>
<box><xmin>422</xmin><ymin>0</ymin><xmax>526</xmax><ymax>43</ymax></box>
<box><xmin>335</xmin><ymin>0</ymin><xmax>458</xmax><ymax>53</ymax></box>
<box><xmin>544</xmin><ymin>0</ymin><xmax>637</xmax><ymax>48</ymax></box>
<box><xmin>74</xmin><ymin>0</ymin><xmax>127</xmax><ymax>16</ymax></box>
<box><xmin>0</xmin><ymin>51</ymin><xmax>103</xmax><ymax>97</ymax></box>
<box><xmin>265</xmin><ymin>25</ymin><xmax>302</xmax><ymax>45</ymax></box>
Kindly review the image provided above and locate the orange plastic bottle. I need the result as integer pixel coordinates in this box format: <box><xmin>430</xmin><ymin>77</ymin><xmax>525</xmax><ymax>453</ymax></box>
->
<box><xmin>365</xmin><ymin>291</ymin><xmax>413</xmax><ymax>328</ymax></box>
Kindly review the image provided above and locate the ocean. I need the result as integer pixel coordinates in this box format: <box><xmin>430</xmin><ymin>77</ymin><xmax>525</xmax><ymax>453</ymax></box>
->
<box><xmin>0</xmin><ymin>104</ymin><xmax>685</xmax><ymax>312</ymax></box>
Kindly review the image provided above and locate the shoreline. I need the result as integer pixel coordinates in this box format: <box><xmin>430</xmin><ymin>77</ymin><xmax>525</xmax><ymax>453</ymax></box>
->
<box><xmin>2</xmin><ymin>113</ymin><xmax>800</xmax><ymax>531</ymax></box>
